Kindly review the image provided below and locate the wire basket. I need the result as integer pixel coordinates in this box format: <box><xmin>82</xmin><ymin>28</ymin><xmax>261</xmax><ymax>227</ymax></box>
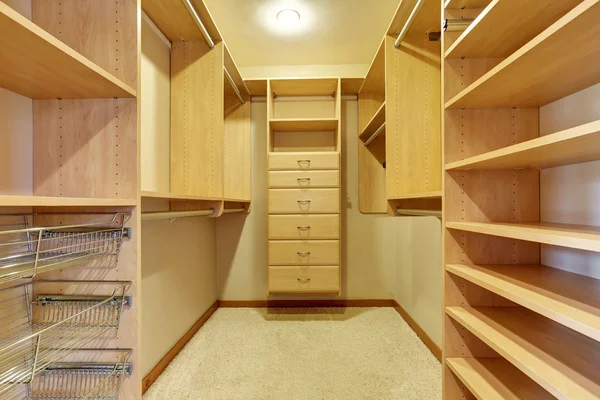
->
<box><xmin>0</xmin><ymin>214</ymin><xmax>131</xmax><ymax>286</ymax></box>
<box><xmin>0</xmin><ymin>281</ymin><xmax>131</xmax><ymax>399</ymax></box>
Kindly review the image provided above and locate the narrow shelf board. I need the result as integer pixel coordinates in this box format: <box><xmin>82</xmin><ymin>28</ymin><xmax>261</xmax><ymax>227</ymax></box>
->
<box><xmin>140</xmin><ymin>191</ymin><xmax>221</xmax><ymax>202</ymax></box>
<box><xmin>444</xmin><ymin>0</ymin><xmax>492</xmax><ymax>9</ymax></box>
<box><xmin>270</xmin><ymin>78</ymin><xmax>339</xmax><ymax>97</ymax></box>
<box><xmin>446</xmin><ymin>358</ymin><xmax>554</xmax><ymax>400</ymax></box>
<box><xmin>446</xmin><ymin>307</ymin><xmax>600</xmax><ymax>400</ymax></box>
<box><xmin>387</xmin><ymin>0</ymin><xmax>440</xmax><ymax>38</ymax></box>
<box><xmin>446</xmin><ymin>264</ymin><xmax>600</xmax><ymax>342</ymax></box>
<box><xmin>388</xmin><ymin>191</ymin><xmax>442</xmax><ymax>200</ymax></box>
<box><xmin>0</xmin><ymin>2</ymin><xmax>135</xmax><ymax>99</ymax></box>
<box><xmin>445</xmin><ymin>0</ymin><xmax>581</xmax><ymax>59</ymax></box>
<box><xmin>359</xmin><ymin>102</ymin><xmax>386</xmax><ymax>140</ymax></box>
<box><xmin>445</xmin><ymin>0</ymin><xmax>600</xmax><ymax>109</ymax></box>
<box><xmin>223</xmin><ymin>198</ymin><xmax>251</xmax><ymax>203</ymax></box>
<box><xmin>446</xmin><ymin>221</ymin><xmax>600</xmax><ymax>252</ymax></box>
<box><xmin>244</xmin><ymin>79</ymin><xmax>267</xmax><ymax>96</ymax></box>
<box><xmin>224</xmin><ymin>44</ymin><xmax>249</xmax><ymax>97</ymax></box>
<box><xmin>445</xmin><ymin>120</ymin><xmax>600</xmax><ymax>170</ymax></box>
<box><xmin>270</xmin><ymin>118</ymin><xmax>339</xmax><ymax>132</ymax></box>
<box><xmin>341</xmin><ymin>77</ymin><xmax>364</xmax><ymax>95</ymax></box>
<box><xmin>0</xmin><ymin>195</ymin><xmax>137</xmax><ymax>207</ymax></box>
<box><xmin>142</xmin><ymin>0</ymin><xmax>222</xmax><ymax>43</ymax></box>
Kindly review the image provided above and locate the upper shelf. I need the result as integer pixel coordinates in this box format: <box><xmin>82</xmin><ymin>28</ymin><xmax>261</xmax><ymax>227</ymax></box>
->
<box><xmin>445</xmin><ymin>0</ymin><xmax>581</xmax><ymax>59</ymax></box>
<box><xmin>245</xmin><ymin>78</ymin><xmax>362</xmax><ymax>96</ymax></box>
<box><xmin>270</xmin><ymin>78</ymin><xmax>339</xmax><ymax>97</ymax></box>
<box><xmin>0</xmin><ymin>195</ymin><xmax>137</xmax><ymax>207</ymax></box>
<box><xmin>446</xmin><ymin>120</ymin><xmax>600</xmax><ymax>170</ymax></box>
<box><xmin>141</xmin><ymin>191</ymin><xmax>222</xmax><ymax>202</ymax></box>
<box><xmin>0</xmin><ymin>2</ymin><xmax>136</xmax><ymax>99</ymax></box>
<box><xmin>387</xmin><ymin>0</ymin><xmax>440</xmax><ymax>38</ymax></box>
<box><xmin>270</xmin><ymin>119</ymin><xmax>339</xmax><ymax>132</ymax></box>
<box><xmin>389</xmin><ymin>191</ymin><xmax>442</xmax><ymax>201</ymax></box>
<box><xmin>444</xmin><ymin>0</ymin><xmax>492</xmax><ymax>9</ymax></box>
<box><xmin>445</xmin><ymin>0</ymin><xmax>600</xmax><ymax>109</ymax></box>
<box><xmin>359</xmin><ymin>103</ymin><xmax>386</xmax><ymax>140</ymax></box>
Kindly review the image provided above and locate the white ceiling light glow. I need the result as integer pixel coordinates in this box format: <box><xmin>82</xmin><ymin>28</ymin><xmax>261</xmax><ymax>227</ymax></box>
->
<box><xmin>277</xmin><ymin>9</ymin><xmax>300</xmax><ymax>25</ymax></box>
<box><xmin>259</xmin><ymin>1</ymin><xmax>312</xmax><ymax>36</ymax></box>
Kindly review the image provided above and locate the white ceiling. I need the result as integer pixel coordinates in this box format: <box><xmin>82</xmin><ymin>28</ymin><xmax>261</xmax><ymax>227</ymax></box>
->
<box><xmin>204</xmin><ymin>0</ymin><xmax>400</xmax><ymax>67</ymax></box>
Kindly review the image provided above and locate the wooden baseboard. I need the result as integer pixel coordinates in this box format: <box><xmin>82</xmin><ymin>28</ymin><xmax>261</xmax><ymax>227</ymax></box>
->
<box><xmin>142</xmin><ymin>300</ymin><xmax>219</xmax><ymax>394</ymax></box>
<box><xmin>392</xmin><ymin>300</ymin><xmax>441</xmax><ymax>362</ymax></box>
<box><xmin>218</xmin><ymin>299</ymin><xmax>395</xmax><ymax>308</ymax></box>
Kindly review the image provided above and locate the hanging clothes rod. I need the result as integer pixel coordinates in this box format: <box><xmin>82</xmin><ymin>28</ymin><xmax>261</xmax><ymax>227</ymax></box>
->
<box><xmin>444</xmin><ymin>18</ymin><xmax>475</xmax><ymax>32</ymax></box>
<box><xmin>141</xmin><ymin>209</ymin><xmax>216</xmax><ymax>221</ymax></box>
<box><xmin>364</xmin><ymin>122</ymin><xmax>386</xmax><ymax>146</ymax></box>
<box><xmin>182</xmin><ymin>0</ymin><xmax>215</xmax><ymax>49</ymax></box>
<box><xmin>224</xmin><ymin>67</ymin><xmax>246</xmax><ymax>104</ymax></box>
<box><xmin>395</xmin><ymin>208</ymin><xmax>442</xmax><ymax>218</ymax></box>
<box><xmin>222</xmin><ymin>208</ymin><xmax>247</xmax><ymax>214</ymax></box>
<box><xmin>394</xmin><ymin>0</ymin><xmax>425</xmax><ymax>48</ymax></box>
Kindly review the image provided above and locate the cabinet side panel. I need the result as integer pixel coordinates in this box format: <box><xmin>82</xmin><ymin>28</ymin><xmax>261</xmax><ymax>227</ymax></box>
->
<box><xmin>224</xmin><ymin>101</ymin><xmax>251</xmax><ymax>201</ymax></box>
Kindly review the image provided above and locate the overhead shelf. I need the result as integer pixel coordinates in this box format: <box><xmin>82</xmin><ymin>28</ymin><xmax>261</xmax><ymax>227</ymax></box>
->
<box><xmin>445</xmin><ymin>0</ymin><xmax>600</xmax><ymax>109</ymax></box>
<box><xmin>444</xmin><ymin>0</ymin><xmax>492</xmax><ymax>9</ymax></box>
<box><xmin>445</xmin><ymin>120</ymin><xmax>600</xmax><ymax>170</ymax></box>
<box><xmin>0</xmin><ymin>195</ymin><xmax>137</xmax><ymax>207</ymax></box>
<box><xmin>270</xmin><ymin>118</ymin><xmax>339</xmax><ymax>132</ymax></box>
<box><xmin>359</xmin><ymin>103</ymin><xmax>386</xmax><ymax>140</ymax></box>
<box><xmin>445</xmin><ymin>0</ymin><xmax>581</xmax><ymax>59</ymax></box>
<box><xmin>446</xmin><ymin>221</ymin><xmax>600</xmax><ymax>252</ymax></box>
<box><xmin>387</xmin><ymin>0</ymin><xmax>440</xmax><ymax>37</ymax></box>
<box><xmin>446</xmin><ymin>358</ymin><xmax>554</xmax><ymax>400</ymax></box>
<box><xmin>446</xmin><ymin>307</ymin><xmax>600</xmax><ymax>400</ymax></box>
<box><xmin>270</xmin><ymin>78</ymin><xmax>339</xmax><ymax>97</ymax></box>
<box><xmin>446</xmin><ymin>264</ymin><xmax>600</xmax><ymax>341</ymax></box>
<box><xmin>140</xmin><ymin>191</ymin><xmax>222</xmax><ymax>202</ymax></box>
<box><xmin>0</xmin><ymin>2</ymin><xmax>135</xmax><ymax>99</ymax></box>
<box><xmin>389</xmin><ymin>191</ymin><xmax>442</xmax><ymax>200</ymax></box>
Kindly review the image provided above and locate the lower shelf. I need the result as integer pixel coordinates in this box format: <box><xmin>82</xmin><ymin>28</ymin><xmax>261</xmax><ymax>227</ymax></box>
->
<box><xmin>0</xmin><ymin>195</ymin><xmax>137</xmax><ymax>207</ymax></box>
<box><xmin>268</xmin><ymin>265</ymin><xmax>340</xmax><ymax>294</ymax></box>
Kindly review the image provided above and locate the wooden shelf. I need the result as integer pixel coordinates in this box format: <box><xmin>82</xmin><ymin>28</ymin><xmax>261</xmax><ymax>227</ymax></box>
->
<box><xmin>446</xmin><ymin>120</ymin><xmax>600</xmax><ymax>170</ymax></box>
<box><xmin>140</xmin><ymin>191</ymin><xmax>221</xmax><ymax>202</ymax></box>
<box><xmin>447</xmin><ymin>307</ymin><xmax>600</xmax><ymax>400</ymax></box>
<box><xmin>0</xmin><ymin>195</ymin><xmax>137</xmax><ymax>207</ymax></box>
<box><xmin>270</xmin><ymin>119</ymin><xmax>339</xmax><ymax>132</ymax></box>
<box><xmin>446</xmin><ymin>358</ymin><xmax>553</xmax><ymax>400</ymax></box>
<box><xmin>387</xmin><ymin>0</ymin><xmax>440</xmax><ymax>38</ymax></box>
<box><xmin>359</xmin><ymin>103</ymin><xmax>386</xmax><ymax>140</ymax></box>
<box><xmin>270</xmin><ymin>78</ymin><xmax>339</xmax><ymax>97</ymax></box>
<box><xmin>446</xmin><ymin>264</ymin><xmax>600</xmax><ymax>341</ymax></box>
<box><xmin>389</xmin><ymin>191</ymin><xmax>442</xmax><ymax>200</ymax></box>
<box><xmin>444</xmin><ymin>0</ymin><xmax>492</xmax><ymax>9</ymax></box>
<box><xmin>445</xmin><ymin>0</ymin><xmax>581</xmax><ymax>59</ymax></box>
<box><xmin>445</xmin><ymin>1</ymin><xmax>600</xmax><ymax>109</ymax></box>
<box><xmin>446</xmin><ymin>221</ymin><xmax>600</xmax><ymax>252</ymax></box>
<box><xmin>0</xmin><ymin>2</ymin><xmax>135</xmax><ymax>99</ymax></box>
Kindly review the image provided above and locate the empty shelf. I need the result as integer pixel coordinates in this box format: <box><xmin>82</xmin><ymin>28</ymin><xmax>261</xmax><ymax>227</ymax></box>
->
<box><xmin>359</xmin><ymin>103</ymin><xmax>386</xmax><ymax>140</ymax></box>
<box><xmin>444</xmin><ymin>0</ymin><xmax>492</xmax><ymax>9</ymax></box>
<box><xmin>446</xmin><ymin>358</ymin><xmax>553</xmax><ymax>400</ymax></box>
<box><xmin>445</xmin><ymin>0</ymin><xmax>581</xmax><ymax>59</ymax></box>
<box><xmin>270</xmin><ymin>119</ymin><xmax>339</xmax><ymax>132</ymax></box>
<box><xmin>0</xmin><ymin>195</ymin><xmax>136</xmax><ymax>207</ymax></box>
<box><xmin>270</xmin><ymin>78</ymin><xmax>338</xmax><ymax>96</ymax></box>
<box><xmin>445</xmin><ymin>0</ymin><xmax>600</xmax><ymax>108</ymax></box>
<box><xmin>447</xmin><ymin>307</ymin><xmax>600</xmax><ymax>400</ymax></box>
<box><xmin>446</xmin><ymin>264</ymin><xmax>600</xmax><ymax>341</ymax></box>
<box><xmin>140</xmin><ymin>191</ymin><xmax>222</xmax><ymax>202</ymax></box>
<box><xmin>446</xmin><ymin>221</ymin><xmax>600</xmax><ymax>252</ymax></box>
<box><xmin>445</xmin><ymin>120</ymin><xmax>600</xmax><ymax>170</ymax></box>
<box><xmin>0</xmin><ymin>2</ymin><xmax>135</xmax><ymax>99</ymax></box>
<box><xmin>389</xmin><ymin>191</ymin><xmax>442</xmax><ymax>200</ymax></box>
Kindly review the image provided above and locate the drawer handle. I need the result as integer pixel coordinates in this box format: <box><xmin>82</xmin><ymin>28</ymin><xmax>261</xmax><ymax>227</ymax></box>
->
<box><xmin>297</xmin><ymin>251</ymin><xmax>311</xmax><ymax>256</ymax></box>
<box><xmin>297</xmin><ymin>200</ymin><xmax>311</xmax><ymax>204</ymax></box>
<box><xmin>297</xmin><ymin>277</ymin><xmax>311</xmax><ymax>283</ymax></box>
<box><xmin>297</xmin><ymin>177</ymin><xmax>311</xmax><ymax>182</ymax></box>
<box><xmin>297</xmin><ymin>225</ymin><xmax>311</xmax><ymax>230</ymax></box>
<box><xmin>297</xmin><ymin>159</ymin><xmax>311</xmax><ymax>166</ymax></box>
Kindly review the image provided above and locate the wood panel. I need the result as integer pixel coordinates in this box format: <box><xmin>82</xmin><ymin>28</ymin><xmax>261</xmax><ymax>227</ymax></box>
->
<box><xmin>270</xmin><ymin>118</ymin><xmax>338</xmax><ymax>132</ymax></box>
<box><xmin>270</xmin><ymin>78</ymin><xmax>338</xmax><ymax>97</ymax></box>
<box><xmin>224</xmin><ymin>101</ymin><xmax>251</xmax><ymax>201</ymax></box>
<box><xmin>358</xmin><ymin>133</ymin><xmax>386</xmax><ymax>213</ymax></box>
<box><xmin>268</xmin><ymin>240</ymin><xmax>339</xmax><ymax>266</ymax></box>
<box><xmin>268</xmin><ymin>266</ymin><xmax>340</xmax><ymax>294</ymax></box>
<box><xmin>387</xmin><ymin>0</ymin><xmax>441</xmax><ymax>37</ymax></box>
<box><xmin>268</xmin><ymin>171</ymin><xmax>339</xmax><ymax>189</ymax></box>
<box><xmin>268</xmin><ymin>189</ymin><xmax>340</xmax><ymax>214</ymax></box>
<box><xmin>171</xmin><ymin>41</ymin><xmax>224</xmax><ymax>198</ymax></box>
<box><xmin>268</xmin><ymin>152</ymin><xmax>339</xmax><ymax>171</ymax></box>
<box><xmin>268</xmin><ymin>215</ymin><xmax>339</xmax><ymax>240</ymax></box>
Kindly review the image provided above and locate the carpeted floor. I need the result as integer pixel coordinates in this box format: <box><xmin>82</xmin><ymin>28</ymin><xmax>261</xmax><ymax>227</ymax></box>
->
<box><xmin>143</xmin><ymin>307</ymin><xmax>442</xmax><ymax>400</ymax></box>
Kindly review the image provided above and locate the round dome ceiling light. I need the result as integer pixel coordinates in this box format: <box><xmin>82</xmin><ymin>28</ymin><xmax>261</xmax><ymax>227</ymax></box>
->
<box><xmin>276</xmin><ymin>9</ymin><xmax>301</xmax><ymax>25</ymax></box>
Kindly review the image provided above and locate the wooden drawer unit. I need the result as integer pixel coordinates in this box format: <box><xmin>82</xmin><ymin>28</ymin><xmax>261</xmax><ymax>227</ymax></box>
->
<box><xmin>268</xmin><ymin>189</ymin><xmax>339</xmax><ymax>214</ymax></box>
<box><xmin>269</xmin><ymin>170</ymin><xmax>339</xmax><ymax>188</ymax></box>
<box><xmin>269</xmin><ymin>215</ymin><xmax>339</xmax><ymax>239</ymax></box>
<box><xmin>268</xmin><ymin>152</ymin><xmax>339</xmax><ymax>171</ymax></box>
<box><xmin>269</xmin><ymin>240</ymin><xmax>339</xmax><ymax>265</ymax></box>
<box><xmin>268</xmin><ymin>266</ymin><xmax>340</xmax><ymax>294</ymax></box>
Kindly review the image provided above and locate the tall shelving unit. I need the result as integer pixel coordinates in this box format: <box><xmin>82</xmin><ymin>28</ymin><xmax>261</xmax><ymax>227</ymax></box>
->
<box><xmin>442</xmin><ymin>0</ymin><xmax>600</xmax><ymax>398</ymax></box>
<box><xmin>358</xmin><ymin>0</ymin><xmax>442</xmax><ymax>216</ymax></box>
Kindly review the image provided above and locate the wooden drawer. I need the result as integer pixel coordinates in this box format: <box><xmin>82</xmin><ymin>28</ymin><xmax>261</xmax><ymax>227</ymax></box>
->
<box><xmin>269</xmin><ymin>170</ymin><xmax>339</xmax><ymax>189</ymax></box>
<box><xmin>269</xmin><ymin>189</ymin><xmax>339</xmax><ymax>214</ymax></box>
<box><xmin>268</xmin><ymin>266</ymin><xmax>340</xmax><ymax>293</ymax></box>
<box><xmin>269</xmin><ymin>215</ymin><xmax>339</xmax><ymax>239</ymax></box>
<box><xmin>268</xmin><ymin>152</ymin><xmax>339</xmax><ymax>171</ymax></box>
<box><xmin>269</xmin><ymin>240</ymin><xmax>339</xmax><ymax>265</ymax></box>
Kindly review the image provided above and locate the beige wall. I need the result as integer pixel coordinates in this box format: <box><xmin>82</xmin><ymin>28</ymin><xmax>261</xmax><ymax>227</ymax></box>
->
<box><xmin>140</xmin><ymin>17</ymin><xmax>218</xmax><ymax>377</ymax></box>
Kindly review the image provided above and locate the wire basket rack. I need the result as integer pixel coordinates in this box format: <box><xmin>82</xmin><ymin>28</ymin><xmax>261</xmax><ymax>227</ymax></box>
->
<box><xmin>0</xmin><ymin>281</ymin><xmax>132</xmax><ymax>399</ymax></box>
<box><xmin>0</xmin><ymin>213</ymin><xmax>131</xmax><ymax>286</ymax></box>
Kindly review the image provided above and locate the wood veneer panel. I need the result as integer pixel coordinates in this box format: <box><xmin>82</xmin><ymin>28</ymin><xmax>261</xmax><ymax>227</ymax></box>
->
<box><xmin>224</xmin><ymin>101</ymin><xmax>251</xmax><ymax>202</ymax></box>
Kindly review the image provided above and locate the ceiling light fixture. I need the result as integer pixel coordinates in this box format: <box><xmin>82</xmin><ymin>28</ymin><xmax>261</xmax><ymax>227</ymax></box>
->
<box><xmin>276</xmin><ymin>9</ymin><xmax>301</xmax><ymax>25</ymax></box>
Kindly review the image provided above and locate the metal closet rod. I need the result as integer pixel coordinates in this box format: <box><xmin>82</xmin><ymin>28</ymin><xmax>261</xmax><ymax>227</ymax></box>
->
<box><xmin>394</xmin><ymin>0</ymin><xmax>425</xmax><ymax>48</ymax></box>
<box><xmin>444</xmin><ymin>18</ymin><xmax>475</xmax><ymax>32</ymax></box>
<box><xmin>182</xmin><ymin>0</ymin><xmax>246</xmax><ymax>105</ymax></box>
<box><xmin>395</xmin><ymin>208</ymin><xmax>442</xmax><ymax>218</ymax></box>
<box><xmin>222</xmin><ymin>208</ymin><xmax>246</xmax><ymax>214</ymax></box>
<box><xmin>364</xmin><ymin>122</ymin><xmax>386</xmax><ymax>146</ymax></box>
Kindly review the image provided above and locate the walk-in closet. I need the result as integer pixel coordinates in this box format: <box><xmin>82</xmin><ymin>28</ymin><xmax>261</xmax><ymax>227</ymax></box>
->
<box><xmin>0</xmin><ymin>0</ymin><xmax>598</xmax><ymax>398</ymax></box>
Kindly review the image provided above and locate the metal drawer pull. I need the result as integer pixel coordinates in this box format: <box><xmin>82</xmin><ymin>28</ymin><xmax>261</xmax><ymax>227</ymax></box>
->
<box><xmin>297</xmin><ymin>225</ymin><xmax>311</xmax><ymax>230</ymax></box>
<box><xmin>297</xmin><ymin>251</ymin><xmax>311</xmax><ymax>256</ymax></box>
<box><xmin>297</xmin><ymin>277</ymin><xmax>311</xmax><ymax>283</ymax></box>
<box><xmin>297</xmin><ymin>177</ymin><xmax>311</xmax><ymax>182</ymax></box>
<box><xmin>297</xmin><ymin>159</ymin><xmax>311</xmax><ymax>166</ymax></box>
<box><xmin>297</xmin><ymin>200</ymin><xmax>311</xmax><ymax>204</ymax></box>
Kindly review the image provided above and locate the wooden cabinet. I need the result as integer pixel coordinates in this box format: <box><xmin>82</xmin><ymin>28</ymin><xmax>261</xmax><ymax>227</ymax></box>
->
<box><xmin>266</xmin><ymin>78</ymin><xmax>342</xmax><ymax>294</ymax></box>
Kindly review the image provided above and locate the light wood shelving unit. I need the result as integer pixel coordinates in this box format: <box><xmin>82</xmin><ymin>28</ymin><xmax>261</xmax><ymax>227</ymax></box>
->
<box><xmin>358</xmin><ymin>0</ymin><xmax>442</xmax><ymax>215</ymax></box>
<box><xmin>443</xmin><ymin>1</ymin><xmax>600</xmax><ymax>398</ymax></box>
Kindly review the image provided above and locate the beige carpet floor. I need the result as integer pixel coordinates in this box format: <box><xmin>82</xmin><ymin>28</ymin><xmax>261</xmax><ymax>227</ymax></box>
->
<box><xmin>143</xmin><ymin>307</ymin><xmax>442</xmax><ymax>400</ymax></box>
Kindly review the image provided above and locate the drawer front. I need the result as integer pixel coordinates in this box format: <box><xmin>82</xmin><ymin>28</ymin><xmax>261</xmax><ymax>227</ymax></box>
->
<box><xmin>269</xmin><ymin>189</ymin><xmax>339</xmax><ymax>214</ymax></box>
<box><xmin>269</xmin><ymin>215</ymin><xmax>339</xmax><ymax>240</ymax></box>
<box><xmin>268</xmin><ymin>266</ymin><xmax>340</xmax><ymax>294</ymax></box>
<box><xmin>269</xmin><ymin>152</ymin><xmax>339</xmax><ymax>171</ymax></box>
<box><xmin>269</xmin><ymin>170</ymin><xmax>339</xmax><ymax>189</ymax></box>
<box><xmin>269</xmin><ymin>240</ymin><xmax>339</xmax><ymax>265</ymax></box>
